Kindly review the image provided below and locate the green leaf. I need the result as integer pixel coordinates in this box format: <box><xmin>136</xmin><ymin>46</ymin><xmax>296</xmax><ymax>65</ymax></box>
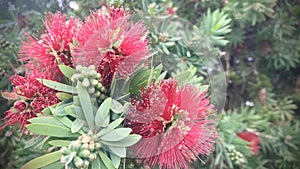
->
<box><xmin>71</xmin><ymin>119</ymin><xmax>84</xmax><ymax>133</ymax></box>
<box><xmin>55</xmin><ymin>116</ymin><xmax>73</xmax><ymax>128</ymax></box>
<box><xmin>99</xmin><ymin>151</ymin><xmax>115</xmax><ymax>169</ymax></box>
<box><xmin>37</xmin><ymin>78</ymin><xmax>77</xmax><ymax>94</ymax></box>
<box><xmin>91</xmin><ymin>156</ymin><xmax>101</xmax><ymax>169</ymax></box>
<box><xmin>24</xmin><ymin>135</ymin><xmax>44</xmax><ymax>149</ymax></box>
<box><xmin>58</xmin><ymin>65</ymin><xmax>75</xmax><ymax>79</ymax></box>
<box><xmin>48</xmin><ymin>140</ymin><xmax>71</xmax><ymax>147</ymax></box>
<box><xmin>21</xmin><ymin>151</ymin><xmax>62</xmax><ymax>169</ymax></box>
<box><xmin>109</xmin><ymin>146</ymin><xmax>126</xmax><ymax>158</ymax></box>
<box><xmin>111</xmin><ymin>99</ymin><xmax>124</xmax><ymax>114</ymax></box>
<box><xmin>42</xmin><ymin>107</ymin><xmax>52</xmax><ymax>115</ymax></box>
<box><xmin>102</xmin><ymin>134</ymin><xmax>141</xmax><ymax>147</ymax></box>
<box><xmin>173</xmin><ymin>69</ymin><xmax>193</xmax><ymax>84</ymax></box>
<box><xmin>95</xmin><ymin>97</ymin><xmax>112</xmax><ymax>127</ymax></box>
<box><xmin>26</xmin><ymin>123</ymin><xmax>78</xmax><ymax>138</ymax></box>
<box><xmin>56</xmin><ymin>92</ymin><xmax>72</xmax><ymax>101</ymax></box>
<box><xmin>28</xmin><ymin>117</ymin><xmax>65</xmax><ymax>127</ymax></box>
<box><xmin>101</xmin><ymin>128</ymin><xmax>132</xmax><ymax>142</ymax></box>
<box><xmin>41</xmin><ymin>161</ymin><xmax>63</xmax><ymax>169</ymax></box>
<box><xmin>53</xmin><ymin>103</ymin><xmax>72</xmax><ymax>116</ymax></box>
<box><xmin>110</xmin><ymin>153</ymin><xmax>121</xmax><ymax>168</ymax></box>
<box><xmin>77</xmin><ymin>81</ymin><xmax>95</xmax><ymax>130</ymax></box>
<box><xmin>97</xmin><ymin>118</ymin><xmax>124</xmax><ymax>137</ymax></box>
<box><xmin>64</xmin><ymin>105</ymin><xmax>83</xmax><ymax>119</ymax></box>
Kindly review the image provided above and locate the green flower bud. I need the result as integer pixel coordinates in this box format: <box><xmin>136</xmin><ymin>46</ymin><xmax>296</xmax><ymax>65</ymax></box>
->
<box><xmin>79</xmin><ymin>149</ymin><xmax>91</xmax><ymax>158</ymax></box>
<box><xmin>88</xmin><ymin>65</ymin><xmax>96</xmax><ymax>70</ymax></box>
<box><xmin>81</xmin><ymin>143</ymin><xmax>89</xmax><ymax>149</ymax></box>
<box><xmin>88</xmin><ymin>70</ymin><xmax>97</xmax><ymax>77</ymax></box>
<box><xmin>96</xmin><ymin>73</ymin><xmax>101</xmax><ymax>79</ymax></box>
<box><xmin>88</xmin><ymin>87</ymin><xmax>95</xmax><ymax>94</ymax></box>
<box><xmin>74</xmin><ymin>156</ymin><xmax>84</xmax><ymax>168</ymax></box>
<box><xmin>60</xmin><ymin>147</ymin><xmax>71</xmax><ymax>155</ymax></box>
<box><xmin>100</xmin><ymin>86</ymin><xmax>106</xmax><ymax>93</ymax></box>
<box><xmin>82</xmin><ymin>78</ymin><xmax>90</xmax><ymax>87</ymax></box>
<box><xmin>60</xmin><ymin>155</ymin><xmax>70</xmax><ymax>164</ymax></box>
<box><xmin>89</xmin><ymin>153</ymin><xmax>97</xmax><ymax>161</ymax></box>
<box><xmin>76</xmin><ymin>65</ymin><xmax>84</xmax><ymax>71</ymax></box>
<box><xmin>91</xmin><ymin>79</ymin><xmax>98</xmax><ymax>86</ymax></box>
<box><xmin>83</xmin><ymin>160</ymin><xmax>90</xmax><ymax>168</ymax></box>
<box><xmin>95</xmin><ymin>143</ymin><xmax>101</xmax><ymax>149</ymax></box>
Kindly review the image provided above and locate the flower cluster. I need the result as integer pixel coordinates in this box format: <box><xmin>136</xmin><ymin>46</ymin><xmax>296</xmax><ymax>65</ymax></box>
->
<box><xmin>126</xmin><ymin>79</ymin><xmax>217</xmax><ymax>169</ymax></box>
<box><xmin>1</xmin><ymin>5</ymin><xmax>218</xmax><ymax>169</ymax></box>
<box><xmin>1</xmin><ymin>6</ymin><xmax>149</xmax><ymax>136</ymax></box>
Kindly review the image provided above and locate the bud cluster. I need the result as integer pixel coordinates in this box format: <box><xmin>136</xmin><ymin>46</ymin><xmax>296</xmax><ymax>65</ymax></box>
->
<box><xmin>228</xmin><ymin>149</ymin><xmax>246</xmax><ymax>165</ymax></box>
<box><xmin>60</xmin><ymin>133</ymin><xmax>101</xmax><ymax>169</ymax></box>
<box><xmin>71</xmin><ymin>65</ymin><xmax>107</xmax><ymax>103</ymax></box>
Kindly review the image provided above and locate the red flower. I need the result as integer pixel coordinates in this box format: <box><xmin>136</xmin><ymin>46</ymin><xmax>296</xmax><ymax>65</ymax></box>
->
<box><xmin>19</xmin><ymin>12</ymin><xmax>80</xmax><ymax>73</ymax></box>
<box><xmin>1</xmin><ymin>68</ymin><xmax>59</xmax><ymax>137</ymax></box>
<box><xmin>125</xmin><ymin>79</ymin><xmax>217</xmax><ymax>169</ymax></box>
<box><xmin>237</xmin><ymin>131</ymin><xmax>260</xmax><ymax>155</ymax></box>
<box><xmin>74</xmin><ymin>7</ymin><xmax>150</xmax><ymax>86</ymax></box>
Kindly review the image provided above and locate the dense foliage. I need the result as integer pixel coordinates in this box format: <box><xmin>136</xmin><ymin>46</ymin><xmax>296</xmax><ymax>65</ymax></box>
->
<box><xmin>0</xmin><ymin>0</ymin><xmax>299</xmax><ymax>169</ymax></box>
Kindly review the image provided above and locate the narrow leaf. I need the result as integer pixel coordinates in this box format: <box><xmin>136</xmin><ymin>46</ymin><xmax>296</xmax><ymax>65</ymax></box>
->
<box><xmin>97</xmin><ymin>118</ymin><xmax>124</xmax><ymax>137</ymax></box>
<box><xmin>111</xmin><ymin>99</ymin><xmax>124</xmax><ymax>114</ymax></box>
<box><xmin>110</xmin><ymin>153</ymin><xmax>121</xmax><ymax>168</ymax></box>
<box><xmin>77</xmin><ymin>82</ymin><xmax>94</xmax><ymax>130</ymax></box>
<box><xmin>95</xmin><ymin>97</ymin><xmax>112</xmax><ymax>127</ymax></box>
<box><xmin>101</xmin><ymin>128</ymin><xmax>132</xmax><ymax>142</ymax></box>
<box><xmin>28</xmin><ymin>117</ymin><xmax>65</xmax><ymax>127</ymax></box>
<box><xmin>26</xmin><ymin>123</ymin><xmax>78</xmax><ymax>138</ymax></box>
<box><xmin>109</xmin><ymin>146</ymin><xmax>126</xmax><ymax>158</ymax></box>
<box><xmin>21</xmin><ymin>151</ymin><xmax>62</xmax><ymax>169</ymax></box>
<box><xmin>102</xmin><ymin>134</ymin><xmax>141</xmax><ymax>147</ymax></box>
<box><xmin>48</xmin><ymin>140</ymin><xmax>71</xmax><ymax>147</ymax></box>
<box><xmin>37</xmin><ymin>78</ymin><xmax>77</xmax><ymax>94</ymax></box>
<box><xmin>71</xmin><ymin>119</ymin><xmax>84</xmax><ymax>133</ymax></box>
<box><xmin>99</xmin><ymin>151</ymin><xmax>115</xmax><ymax>169</ymax></box>
<box><xmin>58</xmin><ymin>65</ymin><xmax>75</xmax><ymax>79</ymax></box>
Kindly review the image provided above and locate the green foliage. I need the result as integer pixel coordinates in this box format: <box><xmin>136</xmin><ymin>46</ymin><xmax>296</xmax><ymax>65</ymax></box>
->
<box><xmin>199</xmin><ymin>9</ymin><xmax>232</xmax><ymax>46</ymax></box>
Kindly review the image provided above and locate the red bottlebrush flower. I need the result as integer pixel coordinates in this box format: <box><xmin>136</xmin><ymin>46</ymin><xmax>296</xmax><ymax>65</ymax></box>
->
<box><xmin>0</xmin><ymin>68</ymin><xmax>59</xmax><ymax>137</ymax></box>
<box><xmin>74</xmin><ymin>7</ymin><xmax>150</xmax><ymax>87</ymax></box>
<box><xmin>125</xmin><ymin>79</ymin><xmax>217</xmax><ymax>169</ymax></box>
<box><xmin>19</xmin><ymin>12</ymin><xmax>80</xmax><ymax>73</ymax></box>
<box><xmin>237</xmin><ymin>131</ymin><xmax>261</xmax><ymax>155</ymax></box>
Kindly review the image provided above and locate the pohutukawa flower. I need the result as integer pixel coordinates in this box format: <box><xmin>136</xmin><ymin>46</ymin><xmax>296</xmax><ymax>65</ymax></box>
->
<box><xmin>237</xmin><ymin>131</ymin><xmax>261</xmax><ymax>155</ymax></box>
<box><xmin>125</xmin><ymin>79</ymin><xmax>217</xmax><ymax>169</ymax></box>
<box><xmin>19</xmin><ymin>12</ymin><xmax>80</xmax><ymax>73</ymax></box>
<box><xmin>0</xmin><ymin>68</ymin><xmax>59</xmax><ymax>136</ymax></box>
<box><xmin>74</xmin><ymin>6</ymin><xmax>150</xmax><ymax>87</ymax></box>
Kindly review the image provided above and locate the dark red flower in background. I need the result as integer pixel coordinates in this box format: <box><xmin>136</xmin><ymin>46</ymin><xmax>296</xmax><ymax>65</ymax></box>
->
<box><xmin>1</xmin><ymin>68</ymin><xmax>59</xmax><ymax>136</ymax></box>
<box><xmin>126</xmin><ymin>79</ymin><xmax>217</xmax><ymax>169</ymax></box>
<box><xmin>19</xmin><ymin>12</ymin><xmax>80</xmax><ymax>74</ymax></box>
<box><xmin>74</xmin><ymin>6</ymin><xmax>150</xmax><ymax>87</ymax></box>
<box><xmin>237</xmin><ymin>131</ymin><xmax>261</xmax><ymax>155</ymax></box>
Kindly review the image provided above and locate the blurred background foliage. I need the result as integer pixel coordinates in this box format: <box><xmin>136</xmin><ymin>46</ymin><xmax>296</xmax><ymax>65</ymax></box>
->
<box><xmin>0</xmin><ymin>0</ymin><xmax>299</xmax><ymax>168</ymax></box>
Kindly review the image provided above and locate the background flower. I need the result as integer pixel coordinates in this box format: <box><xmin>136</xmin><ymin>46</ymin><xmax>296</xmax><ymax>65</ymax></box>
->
<box><xmin>237</xmin><ymin>131</ymin><xmax>261</xmax><ymax>155</ymax></box>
